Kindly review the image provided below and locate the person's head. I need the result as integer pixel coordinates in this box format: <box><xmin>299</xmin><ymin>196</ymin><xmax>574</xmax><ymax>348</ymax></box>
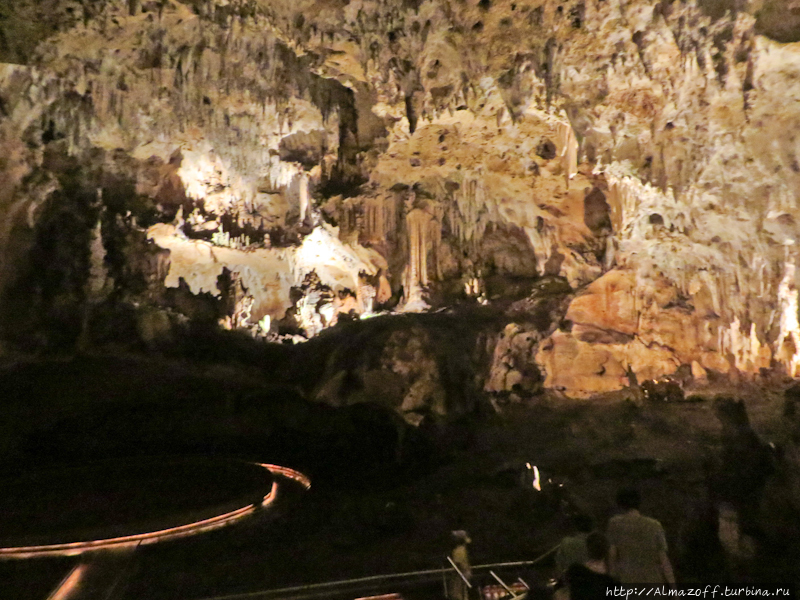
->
<box><xmin>585</xmin><ymin>531</ymin><xmax>609</xmax><ymax>561</ymax></box>
<box><xmin>616</xmin><ymin>487</ymin><xmax>641</xmax><ymax>511</ymax></box>
<box><xmin>572</xmin><ymin>513</ymin><xmax>594</xmax><ymax>533</ymax></box>
<box><xmin>452</xmin><ymin>530</ymin><xmax>471</xmax><ymax>546</ymax></box>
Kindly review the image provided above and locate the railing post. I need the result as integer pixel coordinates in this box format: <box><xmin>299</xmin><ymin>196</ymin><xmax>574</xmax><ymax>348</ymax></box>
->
<box><xmin>489</xmin><ymin>570</ymin><xmax>524</xmax><ymax>600</ymax></box>
<box><xmin>447</xmin><ymin>556</ymin><xmax>473</xmax><ymax>588</ymax></box>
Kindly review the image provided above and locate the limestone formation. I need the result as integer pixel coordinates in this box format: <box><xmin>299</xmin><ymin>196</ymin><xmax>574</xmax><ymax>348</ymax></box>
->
<box><xmin>0</xmin><ymin>0</ymin><xmax>798</xmax><ymax>397</ymax></box>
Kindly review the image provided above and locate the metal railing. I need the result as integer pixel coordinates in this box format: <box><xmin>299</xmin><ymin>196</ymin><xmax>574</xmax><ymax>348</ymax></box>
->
<box><xmin>193</xmin><ymin>544</ymin><xmax>559</xmax><ymax>600</ymax></box>
<box><xmin>447</xmin><ymin>556</ymin><xmax>473</xmax><ymax>588</ymax></box>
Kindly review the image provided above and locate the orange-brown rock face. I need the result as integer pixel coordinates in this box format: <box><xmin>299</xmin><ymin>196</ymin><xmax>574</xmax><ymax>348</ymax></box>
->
<box><xmin>536</xmin><ymin>265</ymin><xmax>777</xmax><ymax>396</ymax></box>
<box><xmin>536</xmin><ymin>330</ymin><xmax>631</xmax><ymax>398</ymax></box>
<box><xmin>567</xmin><ymin>270</ymin><xmax>638</xmax><ymax>340</ymax></box>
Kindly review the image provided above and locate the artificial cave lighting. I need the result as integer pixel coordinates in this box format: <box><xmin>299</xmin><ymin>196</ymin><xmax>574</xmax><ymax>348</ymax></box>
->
<box><xmin>526</xmin><ymin>463</ymin><xmax>542</xmax><ymax>493</ymax></box>
<box><xmin>177</xmin><ymin>150</ymin><xmax>233</xmax><ymax>208</ymax></box>
<box><xmin>4</xmin><ymin>1</ymin><xmax>800</xmax><ymax>597</ymax></box>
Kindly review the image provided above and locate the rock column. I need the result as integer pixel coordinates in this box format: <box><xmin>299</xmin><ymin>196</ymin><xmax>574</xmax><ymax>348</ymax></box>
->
<box><xmin>405</xmin><ymin>208</ymin><xmax>434</xmax><ymax>308</ymax></box>
<box><xmin>299</xmin><ymin>172</ymin><xmax>309</xmax><ymax>224</ymax></box>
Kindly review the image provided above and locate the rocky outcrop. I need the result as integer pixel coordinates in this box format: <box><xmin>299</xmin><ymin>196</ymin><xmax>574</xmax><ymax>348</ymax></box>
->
<box><xmin>536</xmin><ymin>267</ymin><xmax>735</xmax><ymax>397</ymax></box>
<box><xmin>485</xmin><ymin>322</ymin><xmax>544</xmax><ymax>398</ymax></box>
<box><xmin>485</xmin><ymin>277</ymin><xmax>572</xmax><ymax>398</ymax></box>
<box><xmin>304</xmin><ymin>315</ymin><xmax>493</xmax><ymax>425</ymax></box>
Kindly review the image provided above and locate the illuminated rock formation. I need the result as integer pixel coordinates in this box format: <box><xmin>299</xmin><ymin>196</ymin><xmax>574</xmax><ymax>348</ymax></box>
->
<box><xmin>362</xmin><ymin>196</ymin><xmax>397</xmax><ymax>245</ymax></box>
<box><xmin>0</xmin><ymin>0</ymin><xmax>798</xmax><ymax>398</ymax></box>
<box><xmin>403</xmin><ymin>204</ymin><xmax>438</xmax><ymax>311</ymax></box>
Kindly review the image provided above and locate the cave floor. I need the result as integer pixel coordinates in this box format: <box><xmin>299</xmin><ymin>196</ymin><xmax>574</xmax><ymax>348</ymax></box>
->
<box><xmin>125</xmin><ymin>395</ymin><xmax>792</xmax><ymax>599</ymax></box>
<box><xmin>0</xmin><ymin>354</ymin><xmax>796</xmax><ymax>599</ymax></box>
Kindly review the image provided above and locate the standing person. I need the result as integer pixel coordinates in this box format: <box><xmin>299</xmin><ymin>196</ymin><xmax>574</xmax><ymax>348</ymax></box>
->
<box><xmin>565</xmin><ymin>532</ymin><xmax>620</xmax><ymax>600</ymax></box>
<box><xmin>447</xmin><ymin>530</ymin><xmax>473</xmax><ymax>600</ymax></box>
<box><xmin>607</xmin><ymin>487</ymin><xmax>676</xmax><ymax>585</ymax></box>
<box><xmin>555</xmin><ymin>513</ymin><xmax>593</xmax><ymax>576</ymax></box>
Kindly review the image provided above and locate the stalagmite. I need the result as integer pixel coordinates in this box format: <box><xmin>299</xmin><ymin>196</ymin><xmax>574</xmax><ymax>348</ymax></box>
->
<box><xmin>0</xmin><ymin>197</ymin><xmax>34</xmax><ymax>286</ymax></box>
<box><xmin>86</xmin><ymin>217</ymin><xmax>109</xmax><ymax>299</ymax></box>
<box><xmin>234</xmin><ymin>294</ymin><xmax>255</xmax><ymax>328</ymax></box>
<box><xmin>555</xmin><ymin>121</ymin><xmax>579</xmax><ymax>188</ymax></box>
<box><xmin>357</xmin><ymin>276</ymin><xmax>376</xmax><ymax>314</ymax></box>
<box><xmin>299</xmin><ymin>171</ymin><xmax>309</xmax><ymax>224</ymax></box>
<box><xmin>777</xmin><ymin>250</ymin><xmax>800</xmax><ymax>377</ymax></box>
<box><xmin>376</xmin><ymin>275</ymin><xmax>392</xmax><ymax>304</ymax></box>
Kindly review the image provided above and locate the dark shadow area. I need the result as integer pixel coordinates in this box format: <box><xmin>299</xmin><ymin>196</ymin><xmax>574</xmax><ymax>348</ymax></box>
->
<box><xmin>0</xmin><ymin>457</ymin><xmax>272</xmax><ymax>545</ymax></box>
<box><xmin>0</xmin><ymin>558</ymin><xmax>76</xmax><ymax>600</ymax></box>
<box><xmin>755</xmin><ymin>0</ymin><xmax>800</xmax><ymax>43</ymax></box>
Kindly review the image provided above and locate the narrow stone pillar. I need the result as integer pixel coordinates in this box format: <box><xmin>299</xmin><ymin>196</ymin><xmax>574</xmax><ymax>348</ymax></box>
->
<box><xmin>405</xmin><ymin>208</ymin><xmax>434</xmax><ymax>307</ymax></box>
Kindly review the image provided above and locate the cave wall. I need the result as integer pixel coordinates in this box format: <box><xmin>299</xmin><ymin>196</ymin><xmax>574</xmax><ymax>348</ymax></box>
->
<box><xmin>0</xmin><ymin>0</ymin><xmax>798</xmax><ymax>396</ymax></box>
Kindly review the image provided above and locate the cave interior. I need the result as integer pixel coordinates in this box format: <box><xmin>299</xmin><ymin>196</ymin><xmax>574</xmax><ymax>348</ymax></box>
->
<box><xmin>1</xmin><ymin>0</ymin><xmax>800</xmax><ymax>597</ymax></box>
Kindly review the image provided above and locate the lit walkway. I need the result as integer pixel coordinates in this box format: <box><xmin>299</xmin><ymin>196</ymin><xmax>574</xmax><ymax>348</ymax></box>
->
<box><xmin>46</xmin><ymin>550</ymin><xmax>136</xmax><ymax>600</ymax></box>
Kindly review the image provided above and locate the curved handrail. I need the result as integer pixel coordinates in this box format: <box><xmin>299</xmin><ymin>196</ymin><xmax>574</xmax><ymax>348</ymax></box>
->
<box><xmin>0</xmin><ymin>463</ymin><xmax>310</xmax><ymax>559</ymax></box>
<box><xmin>259</xmin><ymin>464</ymin><xmax>311</xmax><ymax>490</ymax></box>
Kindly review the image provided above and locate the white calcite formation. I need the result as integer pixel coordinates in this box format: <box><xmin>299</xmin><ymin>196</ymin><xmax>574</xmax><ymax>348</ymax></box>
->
<box><xmin>0</xmin><ymin>0</ymin><xmax>799</xmax><ymax>395</ymax></box>
<box><xmin>148</xmin><ymin>220</ymin><xmax>382</xmax><ymax>331</ymax></box>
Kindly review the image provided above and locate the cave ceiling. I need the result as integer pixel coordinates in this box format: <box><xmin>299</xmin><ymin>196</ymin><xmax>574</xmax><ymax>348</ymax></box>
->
<box><xmin>0</xmin><ymin>0</ymin><xmax>799</xmax><ymax>399</ymax></box>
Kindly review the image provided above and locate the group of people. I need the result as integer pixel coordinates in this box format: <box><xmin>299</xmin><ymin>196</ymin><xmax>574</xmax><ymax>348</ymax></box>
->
<box><xmin>555</xmin><ymin>487</ymin><xmax>675</xmax><ymax>599</ymax></box>
<box><xmin>447</xmin><ymin>487</ymin><xmax>675</xmax><ymax>600</ymax></box>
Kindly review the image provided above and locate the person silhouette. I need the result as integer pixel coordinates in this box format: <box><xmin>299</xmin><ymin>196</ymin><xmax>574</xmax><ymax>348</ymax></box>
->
<box><xmin>555</xmin><ymin>513</ymin><xmax>593</xmax><ymax>576</ymax></box>
<box><xmin>607</xmin><ymin>488</ymin><xmax>675</xmax><ymax>585</ymax></box>
<box><xmin>447</xmin><ymin>530</ymin><xmax>472</xmax><ymax>600</ymax></box>
<box><xmin>565</xmin><ymin>531</ymin><xmax>619</xmax><ymax>600</ymax></box>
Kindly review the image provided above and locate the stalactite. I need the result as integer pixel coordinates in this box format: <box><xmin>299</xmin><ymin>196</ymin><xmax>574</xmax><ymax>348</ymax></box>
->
<box><xmin>447</xmin><ymin>174</ymin><xmax>492</xmax><ymax>261</ymax></box>
<box><xmin>338</xmin><ymin>200</ymin><xmax>358</xmax><ymax>242</ymax></box>
<box><xmin>606</xmin><ymin>180</ymin><xmax>625</xmax><ymax>232</ymax></box>
<box><xmin>428</xmin><ymin>210</ymin><xmax>442</xmax><ymax>281</ymax></box>
<box><xmin>363</xmin><ymin>195</ymin><xmax>396</xmax><ymax>243</ymax></box>
<box><xmin>363</xmin><ymin>197</ymin><xmax>381</xmax><ymax>242</ymax></box>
